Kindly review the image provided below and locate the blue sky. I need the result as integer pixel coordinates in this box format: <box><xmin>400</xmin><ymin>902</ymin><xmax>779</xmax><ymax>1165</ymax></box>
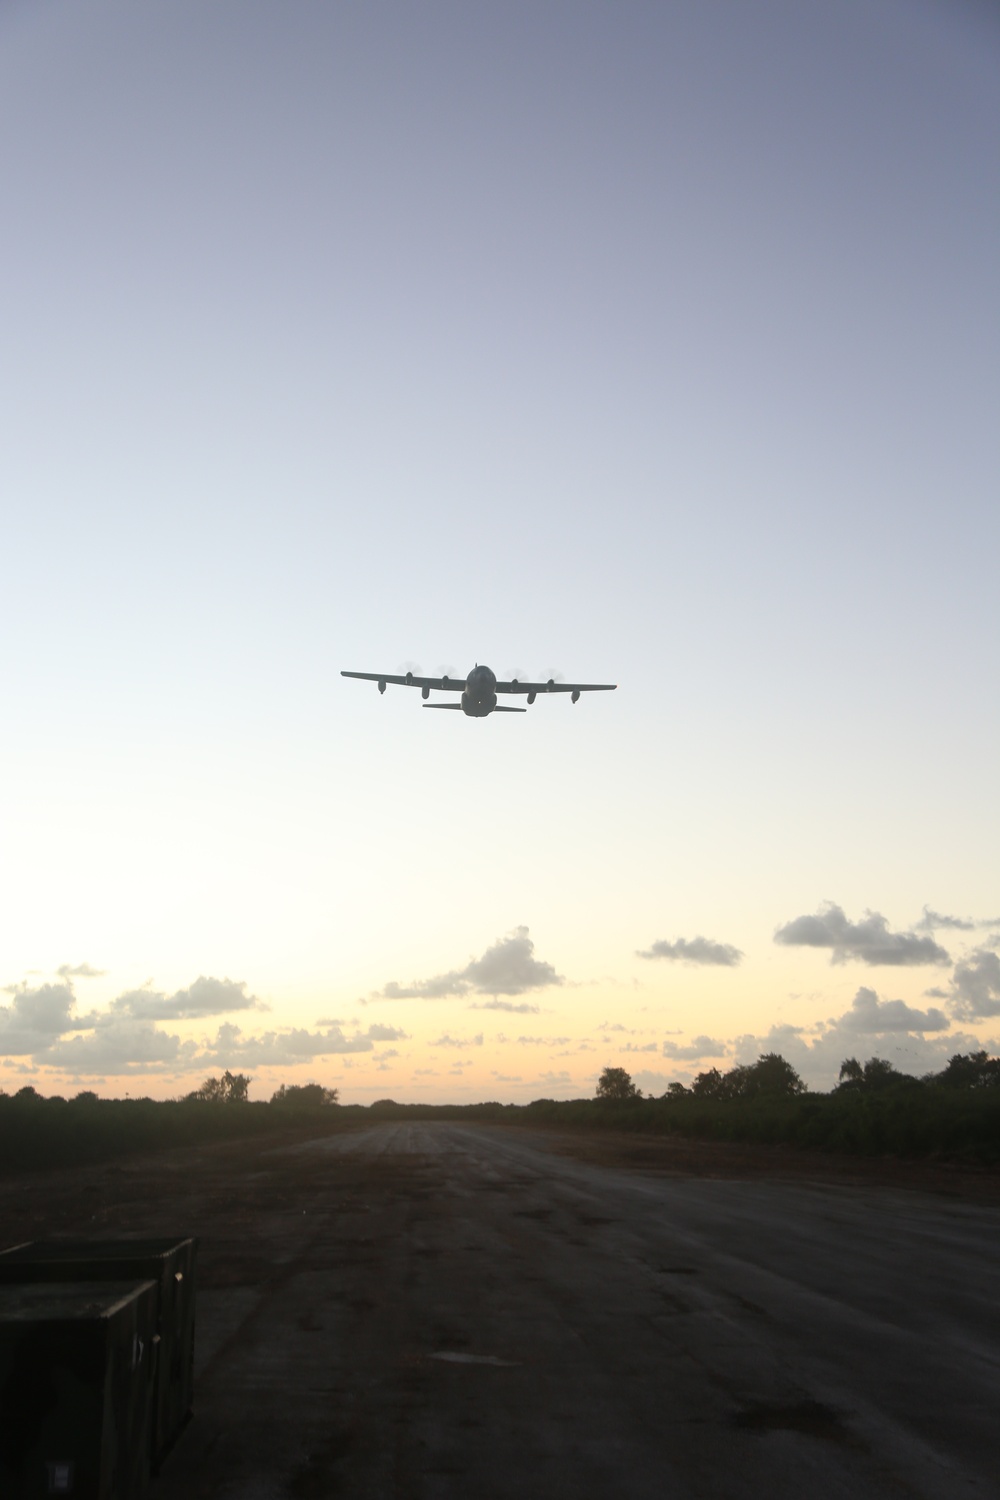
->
<box><xmin>1</xmin><ymin>0</ymin><xmax>998</xmax><ymax>1099</ymax></box>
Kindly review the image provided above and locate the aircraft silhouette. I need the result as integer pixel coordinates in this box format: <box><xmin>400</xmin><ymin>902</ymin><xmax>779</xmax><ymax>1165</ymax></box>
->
<box><xmin>341</xmin><ymin>664</ymin><xmax>617</xmax><ymax>717</ymax></box>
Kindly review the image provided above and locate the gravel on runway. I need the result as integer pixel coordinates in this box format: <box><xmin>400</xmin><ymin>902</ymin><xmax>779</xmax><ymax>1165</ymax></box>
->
<box><xmin>2</xmin><ymin>1121</ymin><xmax>997</xmax><ymax>1498</ymax></box>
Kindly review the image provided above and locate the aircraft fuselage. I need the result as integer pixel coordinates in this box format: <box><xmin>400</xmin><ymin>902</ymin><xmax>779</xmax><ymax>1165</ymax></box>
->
<box><xmin>461</xmin><ymin>664</ymin><xmax>498</xmax><ymax>716</ymax></box>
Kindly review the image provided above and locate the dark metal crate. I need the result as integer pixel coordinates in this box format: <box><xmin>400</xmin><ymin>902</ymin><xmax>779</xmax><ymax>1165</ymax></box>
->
<box><xmin>0</xmin><ymin>1238</ymin><xmax>197</xmax><ymax>1469</ymax></box>
<box><xmin>0</xmin><ymin>1279</ymin><xmax>157</xmax><ymax>1498</ymax></box>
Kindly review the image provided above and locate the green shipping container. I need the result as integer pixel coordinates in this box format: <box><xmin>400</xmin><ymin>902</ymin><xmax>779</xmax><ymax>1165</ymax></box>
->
<box><xmin>0</xmin><ymin>1279</ymin><xmax>157</xmax><ymax>1499</ymax></box>
<box><xmin>0</xmin><ymin>1239</ymin><xmax>197</xmax><ymax>1469</ymax></box>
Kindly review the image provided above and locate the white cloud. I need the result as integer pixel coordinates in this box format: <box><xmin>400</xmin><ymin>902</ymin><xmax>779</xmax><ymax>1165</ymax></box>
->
<box><xmin>774</xmin><ymin>903</ymin><xmax>951</xmax><ymax>966</ymax></box>
<box><xmin>828</xmin><ymin>985</ymin><xmax>949</xmax><ymax>1032</ymax></box>
<box><xmin>915</xmin><ymin>907</ymin><xmax>998</xmax><ymax>933</ymax></box>
<box><xmin>430</xmin><ymin>1033</ymin><xmax>483</xmax><ymax>1049</ymax></box>
<box><xmin>638</xmin><ymin>936</ymin><xmax>743</xmax><ymax>966</ymax></box>
<box><xmin>468</xmin><ymin>999</ymin><xmax>541</xmax><ymax>1014</ymax></box>
<box><xmin>731</xmin><ymin>1021</ymin><xmax>991</xmax><ymax>1092</ymax></box>
<box><xmin>949</xmin><ymin>950</ymin><xmax>1000</xmax><ymax>1020</ymax></box>
<box><xmin>534</xmin><ymin>1070</ymin><xmax>574</xmax><ymax>1091</ymax></box>
<box><xmin>728</xmin><ymin>985</ymin><xmax>955</xmax><ymax>1093</ymax></box>
<box><xmin>203</xmin><ymin>1020</ymin><xmax>406</xmax><ymax>1067</ymax></box>
<box><xmin>514</xmin><ymin>1035</ymin><xmax>571</xmax><ymax>1047</ymax></box>
<box><xmin>365</xmin><ymin>1022</ymin><xmax>408</xmax><ymax>1041</ymax></box>
<box><xmin>40</xmin><ymin>1015</ymin><xmax>409</xmax><ymax>1076</ymax></box>
<box><xmin>631</xmin><ymin>1069</ymin><xmax>683</xmax><ymax>1095</ymax></box>
<box><xmin>57</xmin><ymin>963</ymin><xmax>105</xmax><ymax>979</ymax></box>
<box><xmin>0</xmin><ymin>982</ymin><xmax>100</xmax><ymax>1057</ymax></box>
<box><xmin>44</xmin><ymin>1019</ymin><xmax>199</xmax><ymax>1074</ymax></box>
<box><xmin>0</xmin><ymin>974</ymin><xmax>272</xmax><ymax>1063</ymax></box>
<box><xmin>111</xmin><ymin>975</ymin><xmax>267</xmax><ymax>1021</ymax></box>
<box><xmin>382</xmin><ymin>926</ymin><xmax>562</xmax><ymax>999</ymax></box>
<box><xmin>0</xmin><ymin>969</ymin><xmax>412</xmax><ymax>1076</ymax></box>
<box><xmin>661</xmin><ymin>1035</ymin><xmax>728</xmax><ymax>1060</ymax></box>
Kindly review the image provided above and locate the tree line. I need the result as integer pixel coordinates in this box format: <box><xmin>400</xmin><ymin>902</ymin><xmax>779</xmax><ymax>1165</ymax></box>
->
<box><xmin>1</xmin><ymin>1050</ymin><xmax>997</xmax><ymax>1174</ymax></box>
<box><xmin>595</xmin><ymin>1049</ymin><xmax>1000</xmax><ymax>1103</ymax></box>
<box><xmin>184</xmin><ymin>1073</ymin><xmax>339</xmax><ymax>1106</ymax></box>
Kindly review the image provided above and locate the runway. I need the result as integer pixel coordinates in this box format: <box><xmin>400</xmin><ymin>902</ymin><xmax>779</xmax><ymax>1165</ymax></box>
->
<box><xmin>145</xmin><ymin>1121</ymin><xmax>1000</xmax><ymax>1499</ymax></box>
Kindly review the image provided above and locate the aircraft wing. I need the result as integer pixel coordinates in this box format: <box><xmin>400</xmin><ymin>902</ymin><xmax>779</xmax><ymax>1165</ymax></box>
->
<box><xmin>341</xmin><ymin>670</ymin><xmax>465</xmax><ymax>692</ymax></box>
<box><xmin>493</xmin><ymin>679</ymin><xmax>617</xmax><ymax>695</ymax></box>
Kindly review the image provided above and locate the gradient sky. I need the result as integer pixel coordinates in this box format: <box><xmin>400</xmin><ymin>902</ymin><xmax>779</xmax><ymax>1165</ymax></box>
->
<box><xmin>2</xmin><ymin>0</ymin><xmax>998</xmax><ymax>1101</ymax></box>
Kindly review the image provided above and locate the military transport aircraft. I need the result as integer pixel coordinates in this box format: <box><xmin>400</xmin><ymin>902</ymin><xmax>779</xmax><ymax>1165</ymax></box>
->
<box><xmin>341</xmin><ymin>664</ymin><xmax>617</xmax><ymax>717</ymax></box>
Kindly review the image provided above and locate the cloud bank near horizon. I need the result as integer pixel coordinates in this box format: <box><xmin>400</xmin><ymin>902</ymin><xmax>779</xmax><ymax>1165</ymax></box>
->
<box><xmin>0</xmin><ymin>982</ymin><xmax>104</xmax><ymax>1057</ymax></box>
<box><xmin>730</xmin><ymin>1022</ymin><xmax>994</xmax><ymax>1093</ymax></box>
<box><xmin>4</xmin><ymin>906</ymin><xmax>998</xmax><ymax>1091</ymax></box>
<box><xmin>949</xmin><ymin>950</ymin><xmax>1000</xmax><ymax>1021</ymax></box>
<box><xmin>0</xmin><ymin>974</ymin><xmax>406</xmax><ymax>1077</ymax></box>
<box><xmin>661</xmin><ymin>1035</ymin><xmax>728</xmax><ymax>1060</ymax></box>
<box><xmin>834</xmin><ymin>985</ymin><xmax>949</xmax><ymax>1033</ymax></box>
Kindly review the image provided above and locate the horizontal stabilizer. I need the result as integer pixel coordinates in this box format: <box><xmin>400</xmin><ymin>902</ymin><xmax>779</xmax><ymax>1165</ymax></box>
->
<box><xmin>493</xmin><ymin>705</ymin><xmax>528</xmax><ymax>712</ymax></box>
<box><xmin>422</xmin><ymin>703</ymin><xmax>465</xmax><ymax>710</ymax></box>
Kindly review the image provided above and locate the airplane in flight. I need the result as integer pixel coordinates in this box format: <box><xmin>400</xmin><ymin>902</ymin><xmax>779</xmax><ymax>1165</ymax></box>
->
<box><xmin>341</xmin><ymin>664</ymin><xmax>617</xmax><ymax>717</ymax></box>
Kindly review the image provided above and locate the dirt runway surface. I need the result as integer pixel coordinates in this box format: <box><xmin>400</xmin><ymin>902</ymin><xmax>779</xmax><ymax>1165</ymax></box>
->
<box><xmin>2</xmin><ymin>1121</ymin><xmax>998</xmax><ymax>1498</ymax></box>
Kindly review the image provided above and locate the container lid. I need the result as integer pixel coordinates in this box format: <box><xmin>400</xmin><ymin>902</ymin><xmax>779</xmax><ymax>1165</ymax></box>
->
<box><xmin>0</xmin><ymin>1279</ymin><xmax>157</xmax><ymax>1322</ymax></box>
<box><xmin>0</xmin><ymin>1237</ymin><xmax>195</xmax><ymax>1263</ymax></box>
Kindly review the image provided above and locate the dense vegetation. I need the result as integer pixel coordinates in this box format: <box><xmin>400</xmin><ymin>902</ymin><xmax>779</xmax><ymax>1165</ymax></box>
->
<box><xmin>519</xmin><ymin>1082</ymin><xmax>1000</xmax><ymax>1163</ymax></box>
<box><xmin>565</xmin><ymin>1052</ymin><xmax>1000</xmax><ymax>1163</ymax></box>
<box><xmin>0</xmin><ymin>1086</ymin><xmax>353</xmax><ymax>1175</ymax></box>
<box><xmin>1</xmin><ymin>1051</ymin><xmax>998</xmax><ymax>1174</ymax></box>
